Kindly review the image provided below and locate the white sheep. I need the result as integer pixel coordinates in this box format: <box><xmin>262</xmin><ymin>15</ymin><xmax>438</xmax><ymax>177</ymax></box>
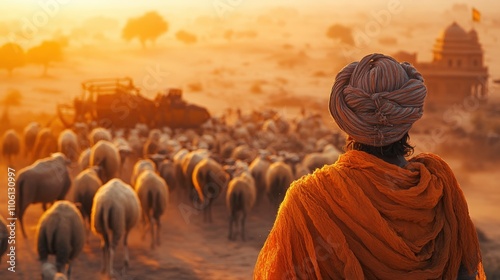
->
<box><xmin>89</xmin><ymin>127</ymin><xmax>112</xmax><ymax>147</ymax></box>
<box><xmin>226</xmin><ymin>164</ymin><xmax>256</xmax><ymax>241</ymax></box>
<box><xmin>89</xmin><ymin>140</ymin><xmax>121</xmax><ymax>184</ymax></box>
<box><xmin>17</xmin><ymin>153</ymin><xmax>72</xmax><ymax>238</ymax></box>
<box><xmin>130</xmin><ymin>159</ymin><xmax>155</xmax><ymax>187</ymax></box>
<box><xmin>265</xmin><ymin>161</ymin><xmax>294</xmax><ymax>209</ymax></box>
<box><xmin>192</xmin><ymin>158</ymin><xmax>230</xmax><ymax>223</ymax></box>
<box><xmin>134</xmin><ymin>170</ymin><xmax>169</xmax><ymax>249</ymax></box>
<box><xmin>58</xmin><ymin>129</ymin><xmax>79</xmax><ymax>162</ymax></box>
<box><xmin>1</xmin><ymin>129</ymin><xmax>21</xmax><ymax>165</ymax></box>
<box><xmin>73</xmin><ymin>166</ymin><xmax>102</xmax><ymax>229</ymax></box>
<box><xmin>91</xmin><ymin>178</ymin><xmax>141</xmax><ymax>276</ymax></box>
<box><xmin>23</xmin><ymin>121</ymin><xmax>41</xmax><ymax>157</ymax></box>
<box><xmin>36</xmin><ymin>201</ymin><xmax>85</xmax><ymax>279</ymax></box>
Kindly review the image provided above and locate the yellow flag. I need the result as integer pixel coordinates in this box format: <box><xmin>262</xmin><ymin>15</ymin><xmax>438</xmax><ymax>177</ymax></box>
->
<box><xmin>472</xmin><ymin>8</ymin><xmax>481</xmax><ymax>22</ymax></box>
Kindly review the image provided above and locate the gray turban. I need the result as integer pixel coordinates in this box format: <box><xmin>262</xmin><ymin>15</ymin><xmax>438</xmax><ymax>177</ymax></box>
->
<box><xmin>329</xmin><ymin>53</ymin><xmax>427</xmax><ymax>147</ymax></box>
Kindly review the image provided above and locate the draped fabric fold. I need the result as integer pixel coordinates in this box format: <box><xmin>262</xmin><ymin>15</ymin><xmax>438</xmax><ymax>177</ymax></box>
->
<box><xmin>254</xmin><ymin>151</ymin><xmax>485</xmax><ymax>280</ymax></box>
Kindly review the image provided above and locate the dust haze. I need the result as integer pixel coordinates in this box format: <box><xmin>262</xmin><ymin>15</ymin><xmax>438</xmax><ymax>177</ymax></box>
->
<box><xmin>1</xmin><ymin>1</ymin><xmax>500</xmax><ymax>279</ymax></box>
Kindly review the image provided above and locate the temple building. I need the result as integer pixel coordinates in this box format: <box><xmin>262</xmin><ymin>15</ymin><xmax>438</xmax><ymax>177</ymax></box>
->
<box><xmin>393</xmin><ymin>22</ymin><xmax>488</xmax><ymax>108</ymax></box>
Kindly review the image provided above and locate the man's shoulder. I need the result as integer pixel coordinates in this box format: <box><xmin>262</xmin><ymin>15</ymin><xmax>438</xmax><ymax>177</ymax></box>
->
<box><xmin>289</xmin><ymin>164</ymin><xmax>338</xmax><ymax>194</ymax></box>
<box><xmin>411</xmin><ymin>152</ymin><xmax>453</xmax><ymax>171</ymax></box>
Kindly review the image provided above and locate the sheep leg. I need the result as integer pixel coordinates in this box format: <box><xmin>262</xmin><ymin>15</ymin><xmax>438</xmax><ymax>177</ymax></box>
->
<box><xmin>155</xmin><ymin>218</ymin><xmax>161</xmax><ymax>247</ymax></box>
<box><xmin>67</xmin><ymin>263</ymin><xmax>72</xmax><ymax>280</ymax></box>
<box><xmin>150</xmin><ymin>214</ymin><xmax>155</xmax><ymax>250</ymax></box>
<box><xmin>208</xmin><ymin>199</ymin><xmax>213</xmax><ymax>223</ymax></box>
<box><xmin>141</xmin><ymin>223</ymin><xmax>150</xmax><ymax>240</ymax></box>
<box><xmin>100</xmin><ymin>240</ymin><xmax>109</xmax><ymax>274</ymax></box>
<box><xmin>141</xmin><ymin>209</ymin><xmax>150</xmax><ymax>239</ymax></box>
<box><xmin>109</xmin><ymin>247</ymin><xmax>115</xmax><ymax>276</ymax></box>
<box><xmin>141</xmin><ymin>210</ymin><xmax>147</xmax><ymax>229</ymax></box>
<box><xmin>228</xmin><ymin>214</ymin><xmax>234</xmax><ymax>240</ymax></box>
<box><xmin>85</xmin><ymin>225</ymin><xmax>90</xmax><ymax>245</ymax></box>
<box><xmin>19</xmin><ymin>205</ymin><xmax>28</xmax><ymax>239</ymax></box>
<box><xmin>123</xmin><ymin>231</ymin><xmax>130</xmax><ymax>268</ymax></box>
<box><xmin>241</xmin><ymin>212</ymin><xmax>247</xmax><ymax>242</ymax></box>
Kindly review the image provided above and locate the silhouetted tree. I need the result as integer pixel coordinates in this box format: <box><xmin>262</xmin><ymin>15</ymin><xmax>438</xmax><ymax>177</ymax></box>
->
<box><xmin>0</xmin><ymin>43</ymin><xmax>25</xmax><ymax>76</ymax></box>
<box><xmin>176</xmin><ymin>30</ymin><xmax>197</xmax><ymax>45</ymax></box>
<box><xmin>27</xmin><ymin>40</ymin><xmax>63</xmax><ymax>76</ymax></box>
<box><xmin>326</xmin><ymin>24</ymin><xmax>354</xmax><ymax>46</ymax></box>
<box><xmin>122</xmin><ymin>11</ymin><xmax>168</xmax><ymax>48</ymax></box>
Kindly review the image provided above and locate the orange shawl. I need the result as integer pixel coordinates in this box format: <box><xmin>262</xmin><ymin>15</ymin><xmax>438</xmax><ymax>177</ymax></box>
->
<box><xmin>254</xmin><ymin>151</ymin><xmax>484</xmax><ymax>279</ymax></box>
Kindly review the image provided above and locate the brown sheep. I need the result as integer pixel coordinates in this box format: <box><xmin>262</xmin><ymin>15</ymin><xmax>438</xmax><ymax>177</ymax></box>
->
<box><xmin>249</xmin><ymin>155</ymin><xmax>271</xmax><ymax>205</ymax></box>
<box><xmin>226</xmin><ymin>168</ymin><xmax>256</xmax><ymax>241</ymax></box>
<box><xmin>91</xmin><ymin>179</ymin><xmax>141</xmax><ymax>277</ymax></box>
<box><xmin>36</xmin><ymin>201</ymin><xmax>85</xmax><ymax>278</ymax></box>
<box><xmin>113</xmin><ymin>137</ymin><xmax>133</xmax><ymax>168</ymax></box>
<box><xmin>266</xmin><ymin>161</ymin><xmax>294</xmax><ymax>209</ymax></box>
<box><xmin>192</xmin><ymin>158</ymin><xmax>230</xmax><ymax>223</ymax></box>
<box><xmin>173</xmin><ymin>149</ymin><xmax>189</xmax><ymax>198</ymax></box>
<box><xmin>143</xmin><ymin>129</ymin><xmax>162</xmax><ymax>156</ymax></box>
<box><xmin>90</xmin><ymin>140</ymin><xmax>121</xmax><ymax>184</ymax></box>
<box><xmin>1</xmin><ymin>129</ymin><xmax>21</xmax><ymax>166</ymax></box>
<box><xmin>17</xmin><ymin>153</ymin><xmax>71</xmax><ymax>238</ymax></box>
<box><xmin>134</xmin><ymin>170</ymin><xmax>169</xmax><ymax>249</ymax></box>
<box><xmin>23</xmin><ymin>121</ymin><xmax>41</xmax><ymax>157</ymax></box>
<box><xmin>78</xmin><ymin>148</ymin><xmax>91</xmax><ymax>171</ymax></box>
<box><xmin>181</xmin><ymin>149</ymin><xmax>210</xmax><ymax>198</ymax></box>
<box><xmin>33</xmin><ymin>128</ymin><xmax>58</xmax><ymax>161</ymax></box>
<box><xmin>302</xmin><ymin>144</ymin><xmax>341</xmax><ymax>173</ymax></box>
<box><xmin>158</xmin><ymin>159</ymin><xmax>177</xmax><ymax>193</ymax></box>
<box><xmin>73</xmin><ymin>166</ymin><xmax>102</xmax><ymax>229</ymax></box>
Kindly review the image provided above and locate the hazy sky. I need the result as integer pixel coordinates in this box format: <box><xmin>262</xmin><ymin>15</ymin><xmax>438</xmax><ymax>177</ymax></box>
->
<box><xmin>1</xmin><ymin>0</ymin><xmax>497</xmax><ymax>16</ymax></box>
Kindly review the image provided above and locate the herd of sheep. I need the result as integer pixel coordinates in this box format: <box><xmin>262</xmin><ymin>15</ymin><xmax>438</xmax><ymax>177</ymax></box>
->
<box><xmin>0</xmin><ymin>109</ymin><xmax>343</xmax><ymax>279</ymax></box>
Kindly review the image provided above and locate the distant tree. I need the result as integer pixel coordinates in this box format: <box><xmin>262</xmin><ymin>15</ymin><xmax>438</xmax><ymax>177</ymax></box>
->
<box><xmin>326</xmin><ymin>24</ymin><xmax>354</xmax><ymax>46</ymax></box>
<box><xmin>27</xmin><ymin>40</ymin><xmax>63</xmax><ymax>76</ymax></box>
<box><xmin>1</xmin><ymin>89</ymin><xmax>22</xmax><ymax>125</ymax></box>
<box><xmin>176</xmin><ymin>30</ymin><xmax>197</xmax><ymax>45</ymax></box>
<box><xmin>122</xmin><ymin>11</ymin><xmax>168</xmax><ymax>48</ymax></box>
<box><xmin>0</xmin><ymin>43</ymin><xmax>25</xmax><ymax>76</ymax></box>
